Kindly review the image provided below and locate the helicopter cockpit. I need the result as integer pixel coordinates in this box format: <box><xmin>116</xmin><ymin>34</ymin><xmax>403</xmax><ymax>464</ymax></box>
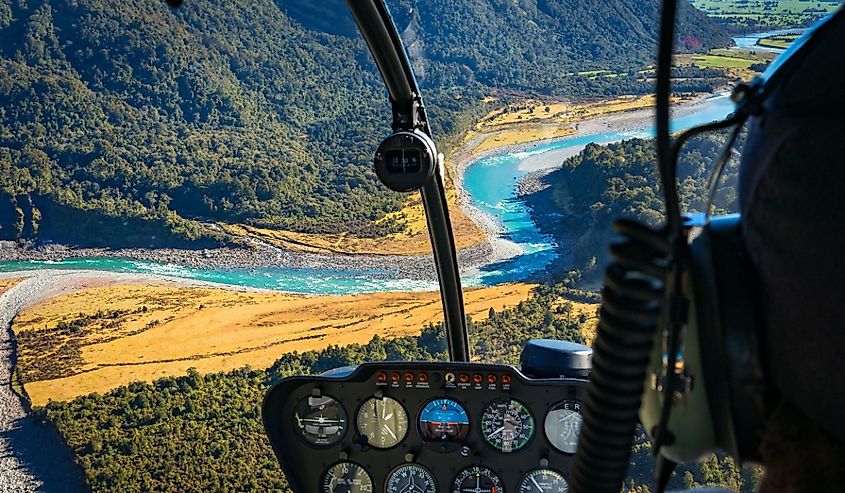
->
<box><xmin>252</xmin><ymin>1</ymin><xmax>844</xmax><ymax>493</ymax></box>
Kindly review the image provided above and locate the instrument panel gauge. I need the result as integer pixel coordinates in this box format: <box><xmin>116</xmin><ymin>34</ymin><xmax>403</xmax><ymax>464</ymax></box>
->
<box><xmin>544</xmin><ymin>401</ymin><xmax>582</xmax><ymax>454</ymax></box>
<box><xmin>294</xmin><ymin>394</ymin><xmax>348</xmax><ymax>446</ymax></box>
<box><xmin>356</xmin><ymin>396</ymin><xmax>408</xmax><ymax>448</ymax></box>
<box><xmin>321</xmin><ymin>462</ymin><xmax>373</xmax><ymax>493</ymax></box>
<box><xmin>386</xmin><ymin>464</ymin><xmax>438</xmax><ymax>493</ymax></box>
<box><xmin>452</xmin><ymin>465</ymin><xmax>503</xmax><ymax>493</ymax></box>
<box><xmin>517</xmin><ymin>469</ymin><xmax>568</xmax><ymax>493</ymax></box>
<box><xmin>419</xmin><ymin>398</ymin><xmax>470</xmax><ymax>442</ymax></box>
<box><xmin>481</xmin><ymin>399</ymin><xmax>535</xmax><ymax>453</ymax></box>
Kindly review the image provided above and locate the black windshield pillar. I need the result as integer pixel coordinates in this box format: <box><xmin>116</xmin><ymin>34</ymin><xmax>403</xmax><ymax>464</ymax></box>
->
<box><xmin>345</xmin><ymin>0</ymin><xmax>470</xmax><ymax>362</ymax></box>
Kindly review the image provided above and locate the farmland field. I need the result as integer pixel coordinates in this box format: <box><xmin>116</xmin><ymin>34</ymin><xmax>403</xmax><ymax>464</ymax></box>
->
<box><xmin>758</xmin><ymin>33</ymin><xmax>801</xmax><ymax>48</ymax></box>
<box><xmin>691</xmin><ymin>0</ymin><xmax>841</xmax><ymax>28</ymax></box>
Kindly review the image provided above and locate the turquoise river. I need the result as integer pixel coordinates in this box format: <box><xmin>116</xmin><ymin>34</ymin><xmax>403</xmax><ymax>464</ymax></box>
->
<box><xmin>0</xmin><ymin>96</ymin><xmax>737</xmax><ymax>294</ymax></box>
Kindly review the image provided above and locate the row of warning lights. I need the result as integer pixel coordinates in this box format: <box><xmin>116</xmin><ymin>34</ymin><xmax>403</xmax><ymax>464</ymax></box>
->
<box><xmin>375</xmin><ymin>371</ymin><xmax>512</xmax><ymax>385</ymax></box>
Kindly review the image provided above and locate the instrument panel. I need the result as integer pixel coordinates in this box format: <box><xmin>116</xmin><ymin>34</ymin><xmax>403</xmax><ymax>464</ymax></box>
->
<box><xmin>263</xmin><ymin>362</ymin><xmax>587</xmax><ymax>493</ymax></box>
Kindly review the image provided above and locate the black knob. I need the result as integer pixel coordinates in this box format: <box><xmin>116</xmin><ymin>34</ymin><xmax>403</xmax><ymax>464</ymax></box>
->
<box><xmin>520</xmin><ymin>339</ymin><xmax>592</xmax><ymax>379</ymax></box>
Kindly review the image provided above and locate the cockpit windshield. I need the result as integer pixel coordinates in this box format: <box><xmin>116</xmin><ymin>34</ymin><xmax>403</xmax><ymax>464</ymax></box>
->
<box><xmin>0</xmin><ymin>0</ymin><xmax>838</xmax><ymax>491</ymax></box>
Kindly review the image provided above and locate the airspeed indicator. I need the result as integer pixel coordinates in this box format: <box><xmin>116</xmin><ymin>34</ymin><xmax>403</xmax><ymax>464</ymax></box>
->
<box><xmin>481</xmin><ymin>399</ymin><xmax>535</xmax><ymax>452</ymax></box>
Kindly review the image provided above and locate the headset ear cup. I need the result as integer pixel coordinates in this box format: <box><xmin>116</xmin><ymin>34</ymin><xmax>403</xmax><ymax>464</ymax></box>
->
<box><xmin>692</xmin><ymin>215</ymin><xmax>769</xmax><ymax>462</ymax></box>
<box><xmin>690</xmin><ymin>221</ymin><xmax>738</xmax><ymax>458</ymax></box>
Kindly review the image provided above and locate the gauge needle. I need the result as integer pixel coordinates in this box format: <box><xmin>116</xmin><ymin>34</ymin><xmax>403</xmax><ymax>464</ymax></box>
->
<box><xmin>531</xmin><ymin>476</ymin><xmax>543</xmax><ymax>492</ymax></box>
<box><xmin>383</xmin><ymin>425</ymin><xmax>397</xmax><ymax>440</ymax></box>
<box><xmin>489</xmin><ymin>426</ymin><xmax>505</xmax><ymax>437</ymax></box>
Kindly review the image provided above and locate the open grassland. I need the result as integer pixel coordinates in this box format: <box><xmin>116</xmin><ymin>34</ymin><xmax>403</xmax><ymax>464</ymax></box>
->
<box><xmin>691</xmin><ymin>0</ymin><xmax>840</xmax><ymax>27</ymax></box>
<box><xmin>0</xmin><ymin>278</ymin><xmax>22</xmax><ymax>296</ymax></box>
<box><xmin>758</xmin><ymin>33</ymin><xmax>801</xmax><ymax>48</ymax></box>
<box><xmin>677</xmin><ymin>47</ymin><xmax>775</xmax><ymax>81</ymax></box>
<box><xmin>467</xmin><ymin>95</ymin><xmax>673</xmax><ymax>153</ymax></box>
<box><xmin>478</xmin><ymin>95</ymin><xmax>660</xmax><ymax>129</ymax></box>
<box><xmin>13</xmin><ymin>282</ymin><xmax>539</xmax><ymax>404</ymax></box>
<box><xmin>470</xmin><ymin>126</ymin><xmax>577</xmax><ymax>153</ymax></box>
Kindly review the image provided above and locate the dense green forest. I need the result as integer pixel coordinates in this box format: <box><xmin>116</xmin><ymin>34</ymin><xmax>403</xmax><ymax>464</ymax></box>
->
<box><xmin>527</xmin><ymin>131</ymin><xmax>742</xmax><ymax>282</ymax></box>
<box><xmin>0</xmin><ymin>0</ymin><xmax>729</xmax><ymax>247</ymax></box>
<box><xmin>39</xmin><ymin>282</ymin><xmax>758</xmax><ymax>492</ymax></box>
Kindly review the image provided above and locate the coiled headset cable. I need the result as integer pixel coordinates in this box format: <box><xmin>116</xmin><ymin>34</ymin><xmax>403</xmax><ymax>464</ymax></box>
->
<box><xmin>570</xmin><ymin>1</ymin><xmax>762</xmax><ymax>491</ymax></box>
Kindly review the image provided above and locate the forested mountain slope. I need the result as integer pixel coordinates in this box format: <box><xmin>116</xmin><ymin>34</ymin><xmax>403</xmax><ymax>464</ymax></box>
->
<box><xmin>0</xmin><ymin>0</ymin><xmax>728</xmax><ymax>247</ymax></box>
<box><xmin>527</xmin><ymin>131</ymin><xmax>742</xmax><ymax>282</ymax></box>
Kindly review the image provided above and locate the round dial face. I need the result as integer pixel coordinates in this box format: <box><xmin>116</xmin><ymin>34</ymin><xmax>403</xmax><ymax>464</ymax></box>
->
<box><xmin>480</xmin><ymin>399</ymin><xmax>535</xmax><ymax>452</ymax></box>
<box><xmin>294</xmin><ymin>394</ymin><xmax>348</xmax><ymax>446</ymax></box>
<box><xmin>419</xmin><ymin>398</ymin><xmax>470</xmax><ymax>442</ymax></box>
<box><xmin>544</xmin><ymin>401</ymin><xmax>582</xmax><ymax>454</ymax></box>
<box><xmin>356</xmin><ymin>396</ymin><xmax>408</xmax><ymax>448</ymax></box>
<box><xmin>452</xmin><ymin>466</ymin><xmax>503</xmax><ymax>493</ymax></box>
<box><xmin>386</xmin><ymin>464</ymin><xmax>438</xmax><ymax>493</ymax></box>
<box><xmin>517</xmin><ymin>469</ymin><xmax>568</xmax><ymax>493</ymax></box>
<box><xmin>321</xmin><ymin>462</ymin><xmax>373</xmax><ymax>493</ymax></box>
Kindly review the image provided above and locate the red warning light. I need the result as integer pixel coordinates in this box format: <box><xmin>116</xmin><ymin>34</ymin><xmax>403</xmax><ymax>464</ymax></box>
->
<box><xmin>418</xmin><ymin>373</ymin><xmax>428</xmax><ymax>383</ymax></box>
<box><xmin>377</xmin><ymin>372</ymin><xmax>387</xmax><ymax>382</ymax></box>
<box><xmin>501</xmin><ymin>374</ymin><xmax>512</xmax><ymax>385</ymax></box>
<box><xmin>487</xmin><ymin>374</ymin><xmax>497</xmax><ymax>384</ymax></box>
<box><xmin>459</xmin><ymin>373</ymin><xmax>469</xmax><ymax>384</ymax></box>
<box><xmin>405</xmin><ymin>372</ymin><xmax>414</xmax><ymax>383</ymax></box>
<box><xmin>391</xmin><ymin>372</ymin><xmax>401</xmax><ymax>382</ymax></box>
<box><xmin>473</xmin><ymin>374</ymin><xmax>483</xmax><ymax>384</ymax></box>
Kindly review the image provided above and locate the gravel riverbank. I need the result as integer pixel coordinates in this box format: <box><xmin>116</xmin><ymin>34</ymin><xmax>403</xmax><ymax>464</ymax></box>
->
<box><xmin>0</xmin><ymin>273</ymin><xmax>103</xmax><ymax>492</ymax></box>
<box><xmin>0</xmin><ymin>240</ymin><xmax>496</xmax><ymax>283</ymax></box>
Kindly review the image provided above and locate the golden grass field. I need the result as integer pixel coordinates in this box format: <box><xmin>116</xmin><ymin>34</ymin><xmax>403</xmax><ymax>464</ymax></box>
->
<box><xmin>466</xmin><ymin>94</ymin><xmax>686</xmax><ymax>153</ymax></box>
<box><xmin>478</xmin><ymin>95</ymin><xmax>659</xmax><ymax>129</ymax></box>
<box><xmin>757</xmin><ymin>34</ymin><xmax>799</xmax><ymax>50</ymax></box>
<box><xmin>14</xmin><ymin>282</ymin><xmax>540</xmax><ymax>405</ymax></box>
<box><xmin>0</xmin><ymin>277</ymin><xmax>22</xmax><ymax>295</ymax></box>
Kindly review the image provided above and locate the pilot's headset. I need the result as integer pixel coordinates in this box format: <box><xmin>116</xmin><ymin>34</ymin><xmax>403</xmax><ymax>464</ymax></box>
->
<box><xmin>569</xmin><ymin>6</ymin><xmax>845</xmax><ymax>493</ymax></box>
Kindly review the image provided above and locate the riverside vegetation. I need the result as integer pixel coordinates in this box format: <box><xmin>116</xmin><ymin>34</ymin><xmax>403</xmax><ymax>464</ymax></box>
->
<box><xmin>526</xmin><ymin>130</ymin><xmax>743</xmax><ymax>284</ymax></box>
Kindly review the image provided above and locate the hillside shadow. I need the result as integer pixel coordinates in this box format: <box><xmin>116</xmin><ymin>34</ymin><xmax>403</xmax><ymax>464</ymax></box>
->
<box><xmin>1</xmin><ymin>410</ymin><xmax>88</xmax><ymax>492</ymax></box>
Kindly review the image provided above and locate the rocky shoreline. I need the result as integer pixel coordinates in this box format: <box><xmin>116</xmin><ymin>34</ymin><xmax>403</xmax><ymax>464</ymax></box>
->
<box><xmin>0</xmin><ymin>239</ymin><xmax>497</xmax><ymax>283</ymax></box>
<box><xmin>0</xmin><ymin>274</ymin><xmax>89</xmax><ymax>492</ymax></box>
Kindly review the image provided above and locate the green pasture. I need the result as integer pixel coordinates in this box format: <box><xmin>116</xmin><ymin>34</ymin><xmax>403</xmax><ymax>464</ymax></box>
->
<box><xmin>690</xmin><ymin>0</ymin><xmax>841</xmax><ymax>27</ymax></box>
